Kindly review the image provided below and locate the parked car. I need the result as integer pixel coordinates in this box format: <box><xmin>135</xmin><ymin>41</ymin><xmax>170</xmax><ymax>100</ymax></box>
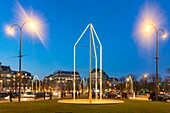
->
<box><xmin>53</xmin><ymin>92</ymin><xmax>59</xmax><ymax>97</ymax></box>
<box><xmin>161</xmin><ymin>94</ymin><xmax>170</xmax><ymax>101</ymax></box>
<box><xmin>88</xmin><ymin>91</ymin><xmax>102</xmax><ymax>98</ymax></box>
<box><xmin>45</xmin><ymin>92</ymin><xmax>51</xmax><ymax>97</ymax></box>
<box><xmin>23</xmin><ymin>92</ymin><xmax>35</xmax><ymax>98</ymax></box>
<box><xmin>148</xmin><ymin>92</ymin><xmax>170</xmax><ymax>101</ymax></box>
<box><xmin>35</xmin><ymin>92</ymin><xmax>44</xmax><ymax>98</ymax></box>
<box><xmin>108</xmin><ymin>91</ymin><xmax>117</xmax><ymax>98</ymax></box>
<box><xmin>116</xmin><ymin>92</ymin><xmax>121</xmax><ymax>99</ymax></box>
<box><xmin>148</xmin><ymin>92</ymin><xmax>155</xmax><ymax>101</ymax></box>
<box><xmin>92</xmin><ymin>91</ymin><xmax>97</xmax><ymax>97</ymax></box>
<box><xmin>103</xmin><ymin>92</ymin><xmax>109</xmax><ymax>98</ymax></box>
<box><xmin>13</xmin><ymin>92</ymin><xmax>19</xmax><ymax>98</ymax></box>
<box><xmin>0</xmin><ymin>92</ymin><xmax>9</xmax><ymax>100</ymax></box>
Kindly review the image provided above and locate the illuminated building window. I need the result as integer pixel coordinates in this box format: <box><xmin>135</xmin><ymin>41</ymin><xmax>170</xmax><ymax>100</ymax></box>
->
<box><xmin>7</xmin><ymin>74</ymin><xmax>11</xmax><ymax>78</ymax></box>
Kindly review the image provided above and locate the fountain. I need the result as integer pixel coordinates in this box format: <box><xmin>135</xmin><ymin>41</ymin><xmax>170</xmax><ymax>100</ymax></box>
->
<box><xmin>80</xmin><ymin>78</ymin><xmax>87</xmax><ymax>94</ymax></box>
<box><xmin>126</xmin><ymin>76</ymin><xmax>135</xmax><ymax>98</ymax></box>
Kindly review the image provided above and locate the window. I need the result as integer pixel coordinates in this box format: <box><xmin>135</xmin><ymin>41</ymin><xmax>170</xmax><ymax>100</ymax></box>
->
<box><xmin>7</xmin><ymin>81</ymin><xmax>10</xmax><ymax>85</ymax></box>
<box><xmin>7</xmin><ymin>74</ymin><xmax>11</xmax><ymax>78</ymax></box>
<box><xmin>0</xmin><ymin>74</ymin><xmax>3</xmax><ymax>77</ymax></box>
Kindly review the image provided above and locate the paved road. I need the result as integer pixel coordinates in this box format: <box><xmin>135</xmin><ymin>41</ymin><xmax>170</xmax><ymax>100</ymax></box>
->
<box><xmin>0</xmin><ymin>94</ymin><xmax>150</xmax><ymax>103</ymax></box>
<box><xmin>0</xmin><ymin>96</ymin><xmax>59</xmax><ymax>103</ymax></box>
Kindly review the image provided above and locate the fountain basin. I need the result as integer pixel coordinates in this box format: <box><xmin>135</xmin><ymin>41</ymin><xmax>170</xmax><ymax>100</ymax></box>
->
<box><xmin>58</xmin><ymin>99</ymin><xmax>124</xmax><ymax>104</ymax></box>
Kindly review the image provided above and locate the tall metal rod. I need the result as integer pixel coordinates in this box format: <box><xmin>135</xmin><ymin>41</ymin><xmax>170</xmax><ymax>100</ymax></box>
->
<box><xmin>155</xmin><ymin>30</ymin><xmax>158</xmax><ymax>101</ymax></box>
<box><xmin>32</xmin><ymin>80</ymin><xmax>33</xmax><ymax>92</ymax></box>
<box><xmin>18</xmin><ymin>27</ymin><xmax>22</xmax><ymax>102</ymax></box>
<box><xmin>89</xmin><ymin>24</ymin><xmax>92</xmax><ymax>103</ymax></box>
<box><xmin>100</xmin><ymin>46</ymin><xmax>102</xmax><ymax>99</ymax></box>
<box><xmin>39</xmin><ymin>79</ymin><xmax>40</xmax><ymax>92</ymax></box>
<box><xmin>91</xmin><ymin>25</ymin><xmax>102</xmax><ymax>99</ymax></box>
<box><xmin>73</xmin><ymin>46</ymin><xmax>76</xmax><ymax>100</ymax></box>
<box><xmin>91</xmin><ymin>29</ymin><xmax>98</xmax><ymax>99</ymax></box>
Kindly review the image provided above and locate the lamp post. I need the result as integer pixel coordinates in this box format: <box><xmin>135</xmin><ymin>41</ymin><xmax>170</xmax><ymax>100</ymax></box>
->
<box><xmin>145</xmin><ymin>24</ymin><xmax>166</xmax><ymax>101</ymax></box>
<box><xmin>9</xmin><ymin>20</ymin><xmax>35</xmax><ymax>102</ymax></box>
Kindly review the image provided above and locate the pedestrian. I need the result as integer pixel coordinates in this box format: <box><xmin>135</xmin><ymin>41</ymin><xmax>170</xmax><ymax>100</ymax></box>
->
<box><xmin>78</xmin><ymin>92</ymin><xmax>80</xmax><ymax>97</ymax></box>
<box><xmin>125</xmin><ymin>92</ymin><xmax>128</xmax><ymax>99</ymax></box>
<box><xmin>64</xmin><ymin>92</ymin><xmax>66</xmax><ymax>97</ymax></box>
<box><xmin>72</xmin><ymin>92</ymin><xmax>73</xmax><ymax>98</ymax></box>
<box><xmin>9</xmin><ymin>90</ymin><xmax>13</xmax><ymax>102</ymax></box>
<box><xmin>61</xmin><ymin>92</ymin><xmax>63</xmax><ymax>98</ymax></box>
<box><xmin>43</xmin><ymin>91</ymin><xmax>45</xmax><ymax>100</ymax></box>
<box><xmin>75</xmin><ymin>91</ymin><xmax>77</xmax><ymax>98</ymax></box>
<box><xmin>50</xmin><ymin>92</ymin><xmax>52</xmax><ymax>99</ymax></box>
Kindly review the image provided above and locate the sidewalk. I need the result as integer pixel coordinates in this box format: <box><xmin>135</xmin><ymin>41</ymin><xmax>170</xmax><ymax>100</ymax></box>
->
<box><xmin>128</xmin><ymin>95</ymin><xmax>149</xmax><ymax>101</ymax></box>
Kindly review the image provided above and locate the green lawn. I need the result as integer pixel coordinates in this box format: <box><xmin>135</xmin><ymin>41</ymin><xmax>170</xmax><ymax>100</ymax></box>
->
<box><xmin>0</xmin><ymin>99</ymin><xmax>169</xmax><ymax>113</ymax></box>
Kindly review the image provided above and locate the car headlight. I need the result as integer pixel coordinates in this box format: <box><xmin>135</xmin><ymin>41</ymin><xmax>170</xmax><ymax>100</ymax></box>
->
<box><xmin>5</xmin><ymin>96</ymin><xmax>9</xmax><ymax>99</ymax></box>
<box><xmin>53</xmin><ymin>92</ymin><xmax>58</xmax><ymax>96</ymax></box>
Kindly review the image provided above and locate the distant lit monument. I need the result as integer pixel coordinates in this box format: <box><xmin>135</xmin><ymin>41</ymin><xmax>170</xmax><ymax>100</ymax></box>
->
<box><xmin>73</xmin><ymin>23</ymin><xmax>102</xmax><ymax>103</ymax></box>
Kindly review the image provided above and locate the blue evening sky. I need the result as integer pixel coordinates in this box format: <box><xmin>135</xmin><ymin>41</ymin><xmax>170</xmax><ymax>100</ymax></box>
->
<box><xmin>0</xmin><ymin>0</ymin><xmax>170</xmax><ymax>80</ymax></box>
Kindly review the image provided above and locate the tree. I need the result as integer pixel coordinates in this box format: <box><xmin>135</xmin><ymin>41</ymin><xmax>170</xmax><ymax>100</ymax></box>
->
<box><xmin>147</xmin><ymin>73</ymin><xmax>156</xmax><ymax>91</ymax></box>
<box><xmin>119</xmin><ymin>76</ymin><xmax>126</xmax><ymax>92</ymax></box>
<box><xmin>147</xmin><ymin>73</ymin><xmax>162</xmax><ymax>92</ymax></box>
<box><xmin>164</xmin><ymin>68</ymin><xmax>170</xmax><ymax>92</ymax></box>
<box><xmin>165</xmin><ymin>68</ymin><xmax>170</xmax><ymax>73</ymax></box>
<box><xmin>162</xmin><ymin>76</ymin><xmax>170</xmax><ymax>92</ymax></box>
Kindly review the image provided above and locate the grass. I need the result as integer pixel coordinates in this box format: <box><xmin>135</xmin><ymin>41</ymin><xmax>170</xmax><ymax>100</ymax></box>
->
<box><xmin>0</xmin><ymin>99</ymin><xmax>170</xmax><ymax>113</ymax></box>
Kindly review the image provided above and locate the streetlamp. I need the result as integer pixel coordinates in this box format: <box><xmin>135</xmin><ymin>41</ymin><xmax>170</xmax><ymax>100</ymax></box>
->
<box><xmin>8</xmin><ymin>20</ymin><xmax>35</xmax><ymax>102</ymax></box>
<box><xmin>145</xmin><ymin>24</ymin><xmax>167</xmax><ymax>101</ymax></box>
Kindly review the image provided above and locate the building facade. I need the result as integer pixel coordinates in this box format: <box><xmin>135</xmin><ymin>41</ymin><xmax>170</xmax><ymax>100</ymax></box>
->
<box><xmin>89</xmin><ymin>68</ymin><xmax>109</xmax><ymax>91</ymax></box>
<box><xmin>43</xmin><ymin>70</ymin><xmax>80</xmax><ymax>94</ymax></box>
<box><xmin>0</xmin><ymin>62</ymin><xmax>33</xmax><ymax>92</ymax></box>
